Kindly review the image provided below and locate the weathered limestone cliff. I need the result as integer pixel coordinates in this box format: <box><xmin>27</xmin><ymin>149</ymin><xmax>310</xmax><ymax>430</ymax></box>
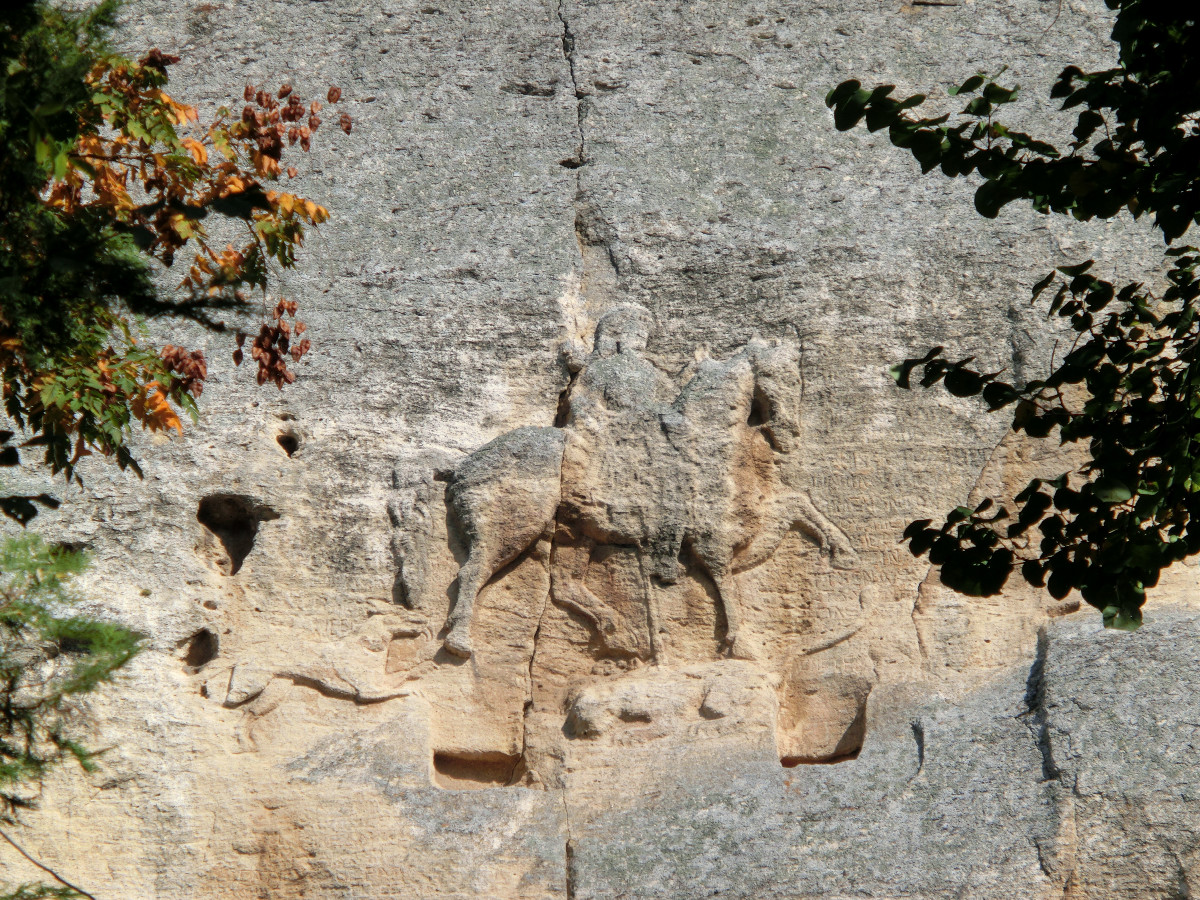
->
<box><xmin>2</xmin><ymin>1</ymin><xmax>1198</xmax><ymax>897</ymax></box>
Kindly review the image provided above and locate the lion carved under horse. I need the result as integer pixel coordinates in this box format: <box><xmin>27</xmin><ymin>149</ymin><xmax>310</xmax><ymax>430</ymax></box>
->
<box><xmin>389</xmin><ymin>305</ymin><xmax>856</xmax><ymax>662</ymax></box>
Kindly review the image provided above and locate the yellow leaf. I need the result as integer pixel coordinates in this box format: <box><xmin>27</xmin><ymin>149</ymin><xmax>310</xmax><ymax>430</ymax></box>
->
<box><xmin>222</xmin><ymin>175</ymin><xmax>247</xmax><ymax>197</ymax></box>
<box><xmin>164</xmin><ymin>95</ymin><xmax>199</xmax><ymax>126</ymax></box>
<box><xmin>181</xmin><ymin>138</ymin><xmax>208</xmax><ymax>165</ymax></box>
<box><xmin>252</xmin><ymin>153</ymin><xmax>280</xmax><ymax>177</ymax></box>
<box><xmin>76</xmin><ymin>134</ymin><xmax>105</xmax><ymax>157</ymax></box>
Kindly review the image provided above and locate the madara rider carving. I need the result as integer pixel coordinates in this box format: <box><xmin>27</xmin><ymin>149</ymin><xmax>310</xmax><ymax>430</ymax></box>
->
<box><xmin>390</xmin><ymin>305</ymin><xmax>857</xmax><ymax>661</ymax></box>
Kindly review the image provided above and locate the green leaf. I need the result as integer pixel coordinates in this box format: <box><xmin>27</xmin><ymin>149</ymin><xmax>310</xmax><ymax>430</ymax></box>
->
<box><xmin>962</xmin><ymin>96</ymin><xmax>992</xmax><ymax>117</ymax></box>
<box><xmin>1102</xmin><ymin>605</ymin><xmax>1142</xmax><ymax>630</ymax></box>
<box><xmin>1091</xmin><ymin>476</ymin><xmax>1132</xmax><ymax>503</ymax></box>
<box><xmin>949</xmin><ymin>74</ymin><xmax>986</xmax><ymax>96</ymax></box>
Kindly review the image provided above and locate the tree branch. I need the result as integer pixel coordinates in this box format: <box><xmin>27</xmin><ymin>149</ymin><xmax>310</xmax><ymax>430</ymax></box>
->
<box><xmin>0</xmin><ymin>827</ymin><xmax>97</xmax><ymax>900</ymax></box>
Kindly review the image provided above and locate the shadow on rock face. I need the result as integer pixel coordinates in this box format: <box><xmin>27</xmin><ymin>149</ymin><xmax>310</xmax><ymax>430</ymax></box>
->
<box><xmin>197</xmin><ymin>494</ymin><xmax>280</xmax><ymax>575</ymax></box>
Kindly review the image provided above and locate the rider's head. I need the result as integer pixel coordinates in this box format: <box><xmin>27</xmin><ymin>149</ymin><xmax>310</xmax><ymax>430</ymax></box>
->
<box><xmin>593</xmin><ymin>305</ymin><xmax>653</xmax><ymax>357</ymax></box>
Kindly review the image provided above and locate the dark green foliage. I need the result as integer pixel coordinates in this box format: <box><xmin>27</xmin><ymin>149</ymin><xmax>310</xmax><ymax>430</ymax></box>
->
<box><xmin>0</xmin><ymin>3</ymin><xmax>335</xmax><ymax>894</ymax></box>
<box><xmin>0</xmin><ymin>0</ymin><xmax>200</xmax><ymax>490</ymax></box>
<box><xmin>0</xmin><ymin>885</ymin><xmax>83</xmax><ymax>900</ymax></box>
<box><xmin>825</xmin><ymin>2</ymin><xmax>1199</xmax><ymax>238</ymax></box>
<box><xmin>829</xmin><ymin>1</ymin><xmax>1200</xmax><ymax>627</ymax></box>
<box><xmin>0</xmin><ymin>536</ymin><xmax>140</xmax><ymax>824</ymax></box>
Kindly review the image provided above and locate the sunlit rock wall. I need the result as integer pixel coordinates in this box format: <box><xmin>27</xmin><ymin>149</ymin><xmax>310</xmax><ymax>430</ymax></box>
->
<box><xmin>3</xmin><ymin>1</ymin><xmax>1197</xmax><ymax>898</ymax></box>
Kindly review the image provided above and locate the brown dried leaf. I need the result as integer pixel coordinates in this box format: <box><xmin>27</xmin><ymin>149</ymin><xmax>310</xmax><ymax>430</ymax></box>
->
<box><xmin>278</xmin><ymin>83</ymin><xmax>293</xmax><ymax>99</ymax></box>
<box><xmin>339</xmin><ymin>113</ymin><xmax>352</xmax><ymax>135</ymax></box>
<box><xmin>139</xmin><ymin>48</ymin><xmax>180</xmax><ymax>73</ymax></box>
<box><xmin>327</xmin><ymin>85</ymin><xmax>342</xmax><ymax>103</ymax></box>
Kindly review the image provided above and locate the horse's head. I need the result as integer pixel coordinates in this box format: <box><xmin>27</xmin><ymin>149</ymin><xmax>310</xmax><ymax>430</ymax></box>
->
<box><xmin>745</xmin><ymin>338</ymin><xmax>802</xmax><ymax>455</ymax></box>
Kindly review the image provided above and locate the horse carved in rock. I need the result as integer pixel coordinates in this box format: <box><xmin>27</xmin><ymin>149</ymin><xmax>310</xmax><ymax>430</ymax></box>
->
<box><xmin>391</xmin><ymin>306</ymin><xmax>856</xmax><ymax>661</ymax></box>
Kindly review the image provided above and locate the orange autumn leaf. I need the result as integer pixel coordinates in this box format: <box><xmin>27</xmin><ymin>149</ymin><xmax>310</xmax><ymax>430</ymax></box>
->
<box><xmin>131</xmin><ymin>382</ymin><xmax>183</xmax><ymax>435</ymax></box>
<box><xmin>164</xmin><ymin>95</ymin><xmax>199</xmax><ymax>126</ymax></box>
<box><xmin>181</xmin><ymin>137</ymin><xmax>208</xmax><ymax>165</ymax></box>
<box><xmin>220</xmin><ymin>174</ymin><xmax>248</xmax><ymax>196</ymax></box>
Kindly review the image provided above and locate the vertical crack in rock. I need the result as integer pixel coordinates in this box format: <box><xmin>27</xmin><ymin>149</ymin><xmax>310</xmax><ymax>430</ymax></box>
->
<box><xmin>561</xmin><ymin>786</ymin><xmax>577</xmax><ymax>900</ymax></box>
<box><xmin>522</xmin><ymin>575</ymin><xmax>552</xmax><ymax>776</ymax></box>
<box><xmin>555</xmin><ymin>364</ymin><xmax>581</xmax><ymax>427</ymax></box>
<box><xmin>556</xmin><ymin>0</ymin><xmax>585</xmax><ymax>169</ymax></box>
<box><xmin>555</xmin><ymin>0</ymin><xmax>621</xmax><ymax>328</ymax></box>
<box><xmin>515</xmin><ymin>453</ymin><xmax>571</xmax><ymax>791</ymax></box>
<box><xmin>910</xmin><ymin>719</ymin><xmax>925</xmax><ymax>780</ymax></box>
<box><xmin>1024</xmin><ymin>627</ymin><xmax>1062</xmax><ymax>782</ymax></box>
<box><xmin>910</xmin><ymin>589</ymin><xmax>930</xmax><ymax>662</ymax></box>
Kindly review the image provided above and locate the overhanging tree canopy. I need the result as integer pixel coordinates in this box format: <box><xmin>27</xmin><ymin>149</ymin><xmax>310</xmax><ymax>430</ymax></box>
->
<box><xmin>0</xmin><ymin>3</ymin><xmax>347</xmax><ymax>894</ymax></box>
<box><xmin>1</xmin><ymin>0</ymin><xmax>347</xmax><ymax>515</ymax></box>
<box><xmin>827</xmin><ymin>0</ymin><xmax>1199</xmax><ymax>628</ymax></box>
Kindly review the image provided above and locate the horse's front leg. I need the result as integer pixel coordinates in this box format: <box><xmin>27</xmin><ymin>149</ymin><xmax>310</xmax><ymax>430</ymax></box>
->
<box><xmin>790</xmin><ymin>491</ymin><xmax>858</xmax><ymax>569</ymax></box>
<box><xmin>710</xmin><ymin>564</ymin><xmax>763</xmax><ymax>661</ymax></box>
<box><xmin>690</xmin><ymin>543</ymin><xmax>762</xmax><ymax>661</ymax></box>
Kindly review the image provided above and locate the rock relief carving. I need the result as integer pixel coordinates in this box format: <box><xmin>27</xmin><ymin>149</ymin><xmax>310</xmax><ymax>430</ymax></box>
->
<box><xmin>390</xmin><ymin>304</ymin><xmax>858</xmax><ymax>664</ymax></box>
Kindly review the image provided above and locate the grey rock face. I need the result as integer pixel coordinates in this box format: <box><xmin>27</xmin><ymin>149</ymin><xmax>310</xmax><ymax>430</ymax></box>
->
<box><xmin>1</xmin><ymin>1</ymin><xmax>1196</xmax><ymax>898</ymax></box>
<box><xmin>565</xmin><ymin>611</ymin><xmax>1200</xmax><ymax>900</ymax></box>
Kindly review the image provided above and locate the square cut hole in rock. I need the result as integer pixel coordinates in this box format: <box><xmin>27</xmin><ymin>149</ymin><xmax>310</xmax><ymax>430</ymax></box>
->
<box><xmin>432</xmin><ymin>751</ymin><xmax>522</xmax><ymax>790</ymax></box>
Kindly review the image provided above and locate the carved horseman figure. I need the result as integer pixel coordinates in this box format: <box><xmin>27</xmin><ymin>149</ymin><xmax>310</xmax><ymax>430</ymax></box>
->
<box><xmin>554</xmin><ymin>305</ymin><xmax>682</xmax><ymax>660</ymax></box>
<box><xmin>390</xmin><ymin>304</ymin><xmax>857</xmax><ymax>661</ymax></box>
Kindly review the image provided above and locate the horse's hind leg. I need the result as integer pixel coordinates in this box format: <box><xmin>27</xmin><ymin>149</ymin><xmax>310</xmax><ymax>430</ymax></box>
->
<box><xmin>444</xmin><ymin>544</ymin><xmax>495</xmax><ymax>658</ymax></box>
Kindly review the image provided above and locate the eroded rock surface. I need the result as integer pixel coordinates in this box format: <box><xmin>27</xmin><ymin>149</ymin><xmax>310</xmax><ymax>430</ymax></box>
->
<box><xmin>1</xmin><ymin>0</ymin><xmax>1197</xmax><ymax>898</ymax></box>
